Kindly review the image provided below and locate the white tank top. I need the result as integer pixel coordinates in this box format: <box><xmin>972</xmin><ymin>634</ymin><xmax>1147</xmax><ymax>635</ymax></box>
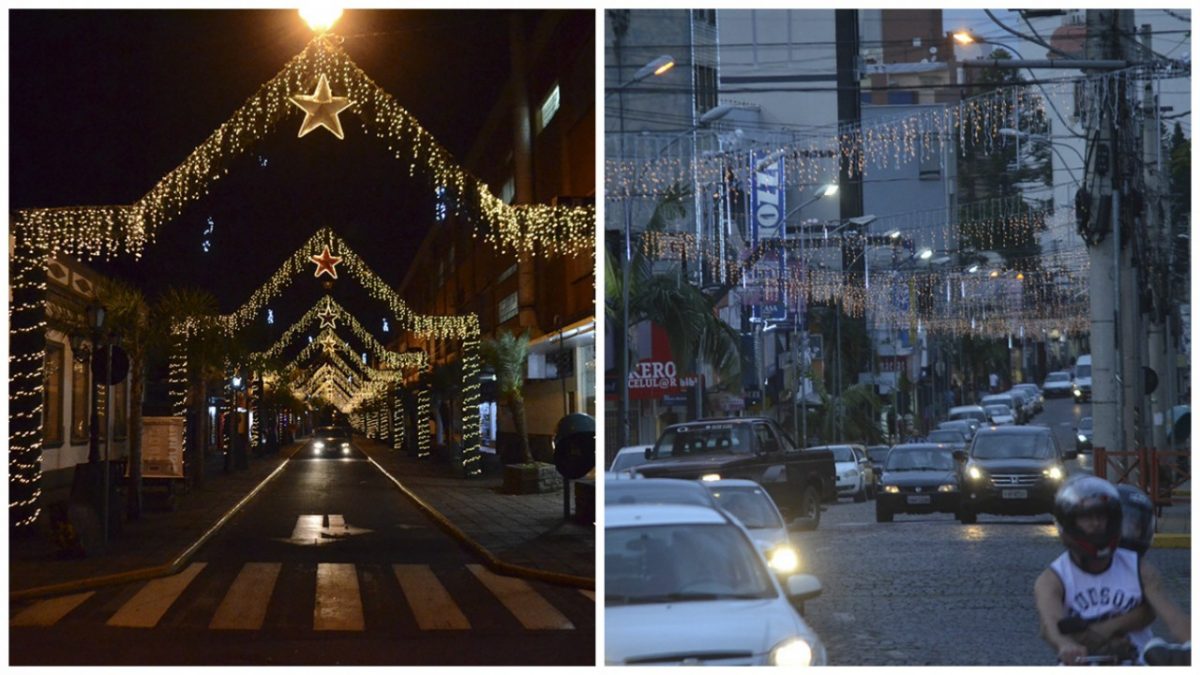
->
<box><xmin>1049</xmin><ymin>548</ymin><xmax>1154</xmax><ymax>660</ymax></box>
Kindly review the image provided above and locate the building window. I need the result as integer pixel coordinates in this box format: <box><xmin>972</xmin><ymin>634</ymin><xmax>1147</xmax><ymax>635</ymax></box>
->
<box><xmin>694</xmin><ymin>65</ymin><xmax>718</xmax><ymax>116</ymax></box>
<box><xmin>498</xmin><ymin>263</ymin><xmax>518</xmax><ymax>283</ymax></box>
<box><xmin>500</xmin><ymin>177</ymin><xmax>515</xmax><ymax>205</ymax></box>
<box><xmin>536</xmin><ymin>82</ymin><xmax>560</xmax><ymax>133</ymax></box>
<box><xmin>44</xmin><ymin>343</ymin><xmax>64</xmax><ymax>446</ymax></box>
<box><xmin>113</xmin><ymin>380</ymin><xmax>127</xmax><ymax>441</ymax></box>
<box><xmin>498</xmin><ymin>291</ymin><xmax>519</xmax><ymax>324</ymax></box>
<box><xmin>71</xmin><ymin>357</ymin><xmax>90</xmax><ymax>444</ymax></box>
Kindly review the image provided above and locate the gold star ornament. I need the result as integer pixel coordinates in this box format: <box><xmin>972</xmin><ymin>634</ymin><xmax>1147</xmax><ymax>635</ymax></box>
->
<box><xmin>310</xmin><ymin>246</ymin><xmax>343</xmax><ymax>279</ymax></box>
<box><xmin>290</xmin><ymin>74</ymin><xmax>354</xmax><ymax>140</ymax></box>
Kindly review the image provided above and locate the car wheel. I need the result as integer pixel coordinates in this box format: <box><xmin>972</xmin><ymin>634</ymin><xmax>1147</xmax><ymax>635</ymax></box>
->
<box><xmin>854</xmin><ymin>482</ymin><xmax>867</xmax><ymax>503</ymax></box>
<box><xmin>875</xmin><ymin>501</ymin><xmax>893</xmax><ymax>523</ymax></box>
<box><xmin>958</xmin><ymin>507</ymin><xmax>977</xmax><ymax>524</ymax></box>
<box><xmin>793</xmin><ymin>485</ymin><xmax>822</xmax><ymax>531</ymax></box>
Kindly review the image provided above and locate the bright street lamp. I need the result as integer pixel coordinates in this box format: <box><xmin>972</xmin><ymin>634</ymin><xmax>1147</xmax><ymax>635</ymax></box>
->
<box><xmin>607</xmin><ymin>55</ymin><xmax>676</xmax><ymax>99</ymax></box>
<box><xmin>300</xmin><ymin>7</ymin><xmax>343</xmax><ymax>33</ymax></box>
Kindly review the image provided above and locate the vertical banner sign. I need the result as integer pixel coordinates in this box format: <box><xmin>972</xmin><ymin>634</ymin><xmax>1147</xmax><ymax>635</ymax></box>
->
<box><xmin>750</xmin><ymin>150</ymin><xmax>788</xmax><ymax>321</ymax></box>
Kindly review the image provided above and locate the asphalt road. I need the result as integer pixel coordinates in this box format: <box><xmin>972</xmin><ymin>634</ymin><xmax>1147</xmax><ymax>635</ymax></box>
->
<box><xmin>794</xmin><ymin>400</ymin><xmax>1191</xmax><ymax>666</ymax></box>
<box><xmin>10</xmin><ymin>439</ymin><xmax>595</xmax><ymax>666</ymax></box>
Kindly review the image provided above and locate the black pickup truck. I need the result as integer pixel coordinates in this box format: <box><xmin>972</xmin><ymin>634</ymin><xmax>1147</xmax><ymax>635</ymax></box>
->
<box><xmin>633</xmin><ymin>417</ymin><xmax>837</xmax><ymax>530</ymax></box>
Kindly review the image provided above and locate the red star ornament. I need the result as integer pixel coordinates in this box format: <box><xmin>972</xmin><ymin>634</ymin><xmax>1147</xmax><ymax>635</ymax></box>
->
<box><xmin>310</xmin><ymin>246</ymin><xmax>343</xmax><ymax>279</ymax></box>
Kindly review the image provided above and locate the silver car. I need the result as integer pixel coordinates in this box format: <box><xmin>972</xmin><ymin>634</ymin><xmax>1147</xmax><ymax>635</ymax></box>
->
<box><xmin>705</xmin><ymin>479</ymin><xmax>800</xmax><ymax>576</ymax></box>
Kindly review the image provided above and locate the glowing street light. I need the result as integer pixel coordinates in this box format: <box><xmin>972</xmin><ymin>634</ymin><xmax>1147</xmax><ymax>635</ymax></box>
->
<box><xmin>300</xmin><ymin>7</ymin><xmax>343</xmax><ymax>33</ymax></box>
<box><xmin>952</xmin><ymin>30</ymin><xmax>976</xmax><ymax>45</ymax></box>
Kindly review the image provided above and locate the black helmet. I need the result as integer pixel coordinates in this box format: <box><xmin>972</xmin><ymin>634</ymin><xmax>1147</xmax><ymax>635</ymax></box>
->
<box><xmin>1053</xmin><ymin>476</ymin><xmax>1123</xmax><ymax>565</ymax></box>
<box><xmin>1115</xmin><ymin>484</ymin><xmax>1156</xmax><ymax>555</ymax></box>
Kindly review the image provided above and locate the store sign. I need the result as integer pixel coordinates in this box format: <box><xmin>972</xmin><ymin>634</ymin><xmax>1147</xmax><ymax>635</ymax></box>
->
<box><xmin>749</xmin><ymin>149</ymin><xmax>788</xmax><ymax>321</ymax></box>
<box><xmin>608</xmin><ymin>323</ymin><xmax>701</xmax><ymax>400</ymax></box>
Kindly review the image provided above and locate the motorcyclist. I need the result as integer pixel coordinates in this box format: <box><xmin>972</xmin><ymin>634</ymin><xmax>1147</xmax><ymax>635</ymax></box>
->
<box><xmin>1034</xmin><ymin>476</ymin><xmax>1190</xmax><ymax>665</ymax></box>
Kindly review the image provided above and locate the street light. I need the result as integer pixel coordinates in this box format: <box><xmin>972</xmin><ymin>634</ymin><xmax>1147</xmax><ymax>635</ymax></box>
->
<box><xmin>299</xmin><ymin>7</ymin><xmax>342</xmax><ymax>33</ymax></box>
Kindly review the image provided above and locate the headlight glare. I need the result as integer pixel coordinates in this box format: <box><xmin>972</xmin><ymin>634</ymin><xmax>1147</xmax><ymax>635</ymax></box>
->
<box><xmin>700</xmin><ymin>473</ymin><xmax>721</xmax><ymax>482</ymax></box>
<box><xmin>938</xmin><ymin>483</ymin><xmax>958</xmax><ymax>492</ymax></box>
<box><xmin>883</xmin><ymin>485</ymin><xmax>900</xmax><ymax>494</ymax></box>
<box><xmin>1044</xmin><ymin>466</ymin><xmax>1064</xmax><ymax>481</ymax></box>
<box><xmin>967</xmin><ymin>466</ymin><xmax>983</xmax><ymax>480</ymax></box>
<box><xmin>1077</xmin><ymin>434</ymin><xmax>1087</xmax><ymax>443</ymax></box>
<box><xmin>770</xmin><ymin>637</ymin><xmax>814</xmax><ymax>666</ymax></box>
<box><xmin>767</xmin><ymin>546</ymin><xmax>800</xmax><ymax>574</ymax></box>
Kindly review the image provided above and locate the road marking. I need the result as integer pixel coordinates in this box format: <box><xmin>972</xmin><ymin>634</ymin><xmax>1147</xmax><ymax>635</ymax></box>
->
<box><xmin>328</xmin><ymin>514</ymin><xmax>345</xmax><ymax>530</ymax></box>
<box><xmin>314</xmin><ymin>563</ymin><xmax>364</xmax><ymax>631</ymax></box>
<box><xmin>283</xmin><ymin>514</ymin><xmax>372</xmax><ymax>545</ymax></box>
<box><xmin>467</xmin><ymin>565</ymin><xmax>574</xmax><ymax>630</ymax></box>
<box><xmin>392</xmin><ymin>564</ymin><xmax>470</xmax><ymax>630</ymax></box>
<box><xmin>209</xmin><ymin>562</ymin><xmax>281</xmax><ymax>630</ymax></box>
<box><xmin>11</xmin><ymin>591</ymin><xmax>94</xmax><ymax>627</ymax></box>
<box><xmin>579</xmin><ymin>590</ymin><xmax>595</xmax><ymax>601</ymax></box>
<box><xmin>107</xmin><ymin>563</ymin><xmax>206</xmax><ymax>628</ymax></box>
<box><xmin>290</xmin><ymin>514</ymin><xmax>324</xmax><ymax>544</ymax></box>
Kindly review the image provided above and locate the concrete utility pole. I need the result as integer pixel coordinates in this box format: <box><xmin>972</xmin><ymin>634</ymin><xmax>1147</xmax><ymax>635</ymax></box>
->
<box><xmin>835</xmin><ymin>9</ymin><xmax>863</xmax><ymax>441</ymax></box>
<box><xmin>1114</xmin><ymin>10</ymin><xmax>1140</xmax><ymax>459</ymax></box>
<box><xmin>1140</xmin><ymin>24</ymin><xmax>1169</xmax><ymax>453</ymax></box>
<box><xmin>1083</xmin><ymin>10</ymin><xmax>1122</xmax><ymax>465</ymax></box>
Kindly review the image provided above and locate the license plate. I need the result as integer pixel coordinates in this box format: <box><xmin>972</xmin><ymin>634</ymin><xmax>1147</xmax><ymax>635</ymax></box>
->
<box><xmin>1002</xmin><ymin>489</ymin><xmax>1028</xmax><ymax>499</ymax></box>
<box><xmin>906</xmin><ymin>495</ymin><xmax>931</xmax><ymax>505</ymax></box>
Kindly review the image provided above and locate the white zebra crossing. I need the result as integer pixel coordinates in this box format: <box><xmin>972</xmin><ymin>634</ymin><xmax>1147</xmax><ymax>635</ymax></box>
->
<box><xmin>12</xmin><ymin>562</ymin><xmax>589</xmax><ymax>632</ymax></box>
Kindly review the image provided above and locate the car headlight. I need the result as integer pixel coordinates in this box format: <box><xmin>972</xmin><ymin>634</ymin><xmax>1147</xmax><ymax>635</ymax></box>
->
<box><xmin>1043</xmin><ymin>466</ymin><xmax>1064</xmax><ymax>481</ymax></box>
<box><xmin>967</xmin><ymin>465</ymin><xmax>984</xmax><ymax>481</ymax></box>
<box><xmin>341</xmin><ymin>442</ymin><xmax>350</xmax><ymax>449</ymax></box>
<box><xmin>314</xmin><ymin>441</ymin><xmax>325</xmax><ymax>449</ymax></box>
<box><xmin>770</xmin><ymin>637</ymin><xmax>814</xmax><ymax>666</ymax></box>
<box><xmin>938</xmin><ymin>484</ymin><xmax>958</xmax><ymax>492</ymax></box>
<box><xmin>1077</xmin><ymin>434</ymin><xmax>1087</xmax><ymax>444</ymax></box>
<box><xmin>767</xmin><ymin>546</ymin><xmax>800</xmax><ymax>575</ymax></box>
<box><xmin>883</xmin><ymin>485</ymin><xmax>900</xmax><ymax>494</ymax></box>
<box><xmin>700</xmin><ymin>473</ymin><xmax>721</xmax><ymax>482</ymax></box>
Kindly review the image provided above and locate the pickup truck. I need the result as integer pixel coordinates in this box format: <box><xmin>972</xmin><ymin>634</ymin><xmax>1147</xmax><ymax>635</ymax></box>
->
<box><xmin>632</xmin><ymin>417</ymin><xmax>837</xmax><ymax>530</ymax></box>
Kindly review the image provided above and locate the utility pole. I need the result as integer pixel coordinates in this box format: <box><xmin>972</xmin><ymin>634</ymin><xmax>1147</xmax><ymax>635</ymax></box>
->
<box><xmin>1140</xmin><ymin>24</ymin><xmax>1169</xmax><ymax>453</ymax></box>
<box><xmin>835</xmin><ymin>9</ymin><xmax>863</xmax><ymax>441</ymax></box>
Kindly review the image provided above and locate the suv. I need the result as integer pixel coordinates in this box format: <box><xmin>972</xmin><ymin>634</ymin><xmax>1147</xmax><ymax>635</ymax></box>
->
<box><xmin>635</xmin><ymin>418</ymin><xmax>837</xmax><ymax>529</ymax></box>
<box><xmin>960</xmin><ymin>426</ymin><xmax>1076</xmax><ymax>523</ymax></box>
<box><xmin>1073</xmin><ymin>355</ymin><xmax>1092</xmax><ymax>402</ymax></box>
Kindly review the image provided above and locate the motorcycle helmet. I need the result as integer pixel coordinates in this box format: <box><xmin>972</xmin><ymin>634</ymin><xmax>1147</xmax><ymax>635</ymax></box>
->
<box><xmin>1053</xmin><ymin>476</ymin><xmax>1123</xmax><ymax>565</ymax></box>
<box><xmin>1115</xmin><ymin>484</ymin><xmax>1156</xmax><ymax>555</ymax></box>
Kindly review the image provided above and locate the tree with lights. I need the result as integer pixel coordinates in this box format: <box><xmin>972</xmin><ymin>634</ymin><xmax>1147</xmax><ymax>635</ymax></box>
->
<box><xmin>481</xmin><ymin>330</ymin><xmax>534</xmax><ymax>466</ymax></box>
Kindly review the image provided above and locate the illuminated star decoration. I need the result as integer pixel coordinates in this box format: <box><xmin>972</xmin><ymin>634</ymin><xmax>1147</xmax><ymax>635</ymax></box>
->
<box><xmin>320</xmin><ymin>331</ymin><xmax>339</xmax><ymax>354</ymax></box>
<box><xmin>289</xmin><ymin>74</ymin><xmax>354</xmax><ymax>140</ymax></box>
<box><xmin>317</xmin><ymin>308</ymin><xmax>339</xmax><ymax>330</ymax></box>
<box><xmin>310</xmin><ymin>246</ymin><xmax>343</xmax><ymax>279</ymax></box>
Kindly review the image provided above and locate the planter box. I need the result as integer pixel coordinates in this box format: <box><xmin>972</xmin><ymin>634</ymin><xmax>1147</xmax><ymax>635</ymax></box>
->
<box><xmin>502</xmin><ymin>462</ymin><xmax>563</xmax><ymax>495</ymax></box>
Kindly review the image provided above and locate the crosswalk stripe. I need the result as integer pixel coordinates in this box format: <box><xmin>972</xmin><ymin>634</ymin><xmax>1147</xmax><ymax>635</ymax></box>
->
<box><xmin>314</xmin><ymin>563</ymin><xmax>364</xmax><ymax>631</ymax></box>
<box><xmin>579</xmin><ymin>590</ymin><xmax>595</xmax><ymax>602</ymax></box>
<box><xmin>392</xmin><ymin>564</ymin><xmax>470</xmax><ymax>630</ymax></box>
<box><xmin>11</xmin><ymin>591</ymin><xmax>95</xmax><ymax>627</ymax></box>
<box><xmin>107</xmin><ymin>563</ymin><xmax>206</xmax><ymax>628</ymax></box>
<box><xmin>209</xmin><ymin>562</ymin><xmax>281</xmax><ymax>630</ymax></box>
<box><xmin>466</xmin><ymin>565</ymin><xmax>574</xmax><ymax>630</ymax></box>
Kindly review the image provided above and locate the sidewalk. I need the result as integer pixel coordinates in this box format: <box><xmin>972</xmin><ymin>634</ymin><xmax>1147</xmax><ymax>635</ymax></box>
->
<box><xmin>11</xmin><ymin>435</ymin><xmax>594</xmax><ymax>598</ymax></box>
<box><xmin>1154</xmin><ymin>479</ymin><xmax>1191</xmax><ymax>548</ymax></box>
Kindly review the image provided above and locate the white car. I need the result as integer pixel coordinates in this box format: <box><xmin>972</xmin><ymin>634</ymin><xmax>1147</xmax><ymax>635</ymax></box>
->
<box><xmin>704</xmin><ymin>479</ymin><xmax>800</xmax><ymax>576</ymax></box>
<box><xmin>1041</xmin><ymin>371</ymin><xmax>1074</xmax><ymax>398</ymax></box>
<box><xmin>808</xmin><ymin>444</ymin><xmax>871</xmax><ymax>501</ymax></box>
<box><xmin>983</xmin><ymin>404</ymin><xmax>1015</xmax><ymax>426</ymax></box>
<box><xmin>606</xmin><ymin>445</ymin><xmax>652</xmax><ymax>480</ymax></box>
<box><xmin>606</xmin><ymin>504</ymin><xmax>827</xmax><ymax>666</ymax></box>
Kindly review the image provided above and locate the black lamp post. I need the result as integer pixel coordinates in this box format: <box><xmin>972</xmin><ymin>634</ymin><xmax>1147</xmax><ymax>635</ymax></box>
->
<box><xmin>84</xmin><ymin>304</ymin><xmax>106</xmax><ymax>464</ymax></box>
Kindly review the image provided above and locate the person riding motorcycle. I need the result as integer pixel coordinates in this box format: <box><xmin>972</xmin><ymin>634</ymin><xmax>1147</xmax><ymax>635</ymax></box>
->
<box><xmin>1034</xmin><ymin>476</ymin><xmax>1190</xmax><ymax>665</ymax></box>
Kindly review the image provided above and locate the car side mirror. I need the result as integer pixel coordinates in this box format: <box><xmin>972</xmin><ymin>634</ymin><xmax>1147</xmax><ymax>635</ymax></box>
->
<box><xmin>1064</xmin><ymin>449</ymin><xmax>1078</xmax><ymax>461</ymax></box>
<box><xmin>786</xmin><ymin>574</ymin><xmax>823</xmax><ymax>603</ymax></box>
<box><xmin>952</xmin><ymin>450</ymin><xmax>966</xmax><ymax>462</ymax></box>
<box><xmin>644</xmin><ymin>448</ymin><xmax>654</xmax><ymax>460</ymax></box>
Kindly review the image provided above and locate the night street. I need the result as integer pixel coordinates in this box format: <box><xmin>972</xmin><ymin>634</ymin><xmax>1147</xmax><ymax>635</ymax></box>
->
<box><xmin>11</xmin><ymin>438</ymin><xmax>594</xmax><ymax>666</ymax></box>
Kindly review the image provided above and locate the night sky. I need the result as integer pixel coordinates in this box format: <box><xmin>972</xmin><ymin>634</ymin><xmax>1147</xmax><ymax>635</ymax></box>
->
<box><xmin>9</xmin><ymin>9</ymin><xmax>528</xmax><ymax>354</ymax></box>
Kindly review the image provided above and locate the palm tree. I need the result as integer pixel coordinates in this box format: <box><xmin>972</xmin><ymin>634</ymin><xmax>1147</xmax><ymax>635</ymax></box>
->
<box><xmin>95</xmin><ymin>279</ymin><xmax>151</xmax><ymax>520</ymax></box>
<box><xmin>151</xmin><ymin>287</ymin><xmax>221</xmax><ymax>488</ymax></box>
<box><xmin>480</xmin><ymin>330</ymin><xmax>533</xmax><ymax>465</ymax></box>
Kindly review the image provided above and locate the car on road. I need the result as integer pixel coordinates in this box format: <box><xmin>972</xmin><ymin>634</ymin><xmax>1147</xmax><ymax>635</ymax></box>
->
<box><xmin>1042</xmin><ymin>371</ymin><xmax>1074</xmax><ymax>398</ymax></box>
<box><xmin>937</xmin><ymin>419</ymin><xmax>978</xmax><ymax>440</ymax></box>
<box><xmin>705</xmin><ymin>479</ymin><xmax>800</xmax><ymax>576</ymax></box>
<box><xmin>960</xmin><ymin>426</ymin><xmax>1076</xmax><ymax>523</ymax></box>
<box><xmin>865</xmin><ymin>445</ymin><xmax>891</xmax><ymax>481</ymax></box>
<box><xmin>311</xmin><ymin>426</ymin><xmax>353</xmax><ymax>457</ymax></box>
<box><xmin>1073</xmin><ymin>354</ymin><xmax>1093</xmax><ymax>402</ymax></box>
<box><xmin>605</xmin><ymin>477</ymin><xmax>720</xmax><ymax>509</ymax></box>
<box><xmin>1012</xmin><ymin>384</ymin><xmax>1044</xmax><ymax>414</ymax></box>
<box><xmin>947</xmin><ymin>405</ymin><xmax>989</xmax><ymax>426</ymax></box>
<box><xmin>983</xmin><ymin>404</ymin><xmax>1016</xmax><ymax>426</ymax></box>
<box><xmin>1075</xmin><ymin>416</ymin><xmax>1094</xmax><ymax>454</ymax></box>
<box><xmin>926</xmin><ymin>429</ymin><xmax>969</xmax><ymax>449</ymax></box>
<box><xmin>875</xmin><ymin>443</ymin><xmax>965</xmax><ymax>523</ymax></box>
<box><xmin>634</xmin><ymin>418</ymin><xmax>837</xmax><ymax>529</ymax></box>
<box><xmin>981</xmin><ymin>393</ymin><xmax>1024</xmax><ymax>425</ymax></box>
<box><xmin>606</xmin><ymin>503</ymin><xmax>827</xmax><ymax>666</ymax></box>
<box><xmin>805</xmin><ymin>444</ymin><xmax>873</xmax><ymax>502</ymax></box>
<box><xmin>607</xmin><ymin>445</ymin><xmax>652</xmax><ymax>479</ymax></box>
<box><xmin>1005</xmin><ymin>388</ymin><xmax>1037</xmax><ymax>420</ymax></box>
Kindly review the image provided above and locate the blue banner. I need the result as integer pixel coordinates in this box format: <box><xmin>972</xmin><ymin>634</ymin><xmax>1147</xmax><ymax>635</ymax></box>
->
<box><xmin>750</xmin><ymin>150</ymin><xmax>787</xmax><ymax>321</ymax></box>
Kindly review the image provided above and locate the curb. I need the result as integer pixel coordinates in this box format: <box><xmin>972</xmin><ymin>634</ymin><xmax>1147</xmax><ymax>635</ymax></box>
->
<box><xmin>10</xmin><ymin>449</ymin><xmax>297</xmax><ymax>603</ymax></box>
<box><xmin>1153</xmin><ymin>533</ymin><xmax>1190</xmax><ymax>549</ymax></box>
<box><xmin>365</xmin><ymin>454</ymin><xmax>594</xmax><ymax>591</ymax></box>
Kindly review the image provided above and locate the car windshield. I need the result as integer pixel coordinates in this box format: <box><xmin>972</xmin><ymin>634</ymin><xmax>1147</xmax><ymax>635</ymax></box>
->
<box><xmin>606</xmin><ymin>523</ymin><xmax>776</xmax><ymax>605</ymax></box>
<box><xmin>984</xmin><ymin>405</ymin><xmax>1011</xmax><ymax>417</ymax></box>
<box><xmin>605</xmin><ymin>483</ymin><xmax>713</xmax><ymax>507</ymax></box>
<box><xmin>950</xmin><ymin>410</ymin><xmax>987</xmax><ymax>422</ymax></box>
<box><xmin>316</xmin><ymin>427</ymin><xmax>349</xmax><ymax>439</ymax></box>
<box><xmin>867</xmin><ymin>448</ymin><xmax>890</xmax><ymax>464</ymax></box>
<box><xmin>707</xmin><ymin>486</ymin><xmax>784</xmax><ymax>530</ymax></box>
<box><xmin>1077</xmin><ymin>365</ymin><xmax>1092</xmax><ymax>378</ymax></box>
<box><xmin>610</xmin><ymin>451</ymin><xmax>648</xmax><ymax>473</ymax></box>
<box><xmin>971</xmin><ymin>433</ymin><xmax>1054</xmax><ymax>460</ymax></box>
<box><xmin>1047</xmin><ymin>373</ymin><xmax>1070</xmax><ymax>383</ymax></box>
<box><xmin>885</xmin><ymin>447</ymin><xmax>954</xmax><ymax>471</ymax></box>
<box><xmin>1079</xmin><ymin>417</ymin><xmax>1093</xmax><ymax>432</ymax></box>
<box><xmin>928</xmin><ymin>431</ymin><xmax>964</xmax><ymax>443</ymax></box>
<box><xmin>982</xmin><ymin>397</ymin><xmax>1014</xmax><ymax>410</ymax></box>
<box><xmin>654</xmin><ymin>425</ymin><xmax>753</xmax><ymax>458</ymax></box>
